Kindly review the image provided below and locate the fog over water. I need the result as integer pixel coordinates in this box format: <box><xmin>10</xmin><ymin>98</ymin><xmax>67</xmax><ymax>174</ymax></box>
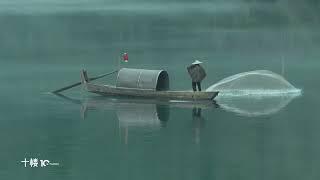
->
<box><xmin>0</xmin><ymin>1</ymin><xmax>320</xmax><ymax>180</ymax></box>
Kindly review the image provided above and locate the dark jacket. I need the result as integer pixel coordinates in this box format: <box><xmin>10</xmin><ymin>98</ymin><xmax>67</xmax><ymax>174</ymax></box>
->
<box><xmin>187</xmin><ymin>64</ymin><xmax>206</xmax><ymax>82</ymax></box>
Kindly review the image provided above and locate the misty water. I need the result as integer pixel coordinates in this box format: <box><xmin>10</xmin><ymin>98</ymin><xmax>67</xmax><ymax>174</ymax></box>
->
<box><xmin>1</xmin><ymin>1</ymin><xmax>320</xmax><ymax>180</ymax></box>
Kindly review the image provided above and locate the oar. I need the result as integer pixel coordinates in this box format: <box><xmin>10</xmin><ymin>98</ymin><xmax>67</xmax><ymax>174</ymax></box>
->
<box><xmin>52</xmin><ymin>70</ymin><xmax>118</xmax><ymax>93</ymax></box>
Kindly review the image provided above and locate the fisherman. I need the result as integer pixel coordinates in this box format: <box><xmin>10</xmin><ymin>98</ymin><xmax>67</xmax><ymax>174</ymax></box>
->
<box><xmin>187</xmin><ymin>60</ymin><xmax>206</xmax><ymax>91</ymax></box>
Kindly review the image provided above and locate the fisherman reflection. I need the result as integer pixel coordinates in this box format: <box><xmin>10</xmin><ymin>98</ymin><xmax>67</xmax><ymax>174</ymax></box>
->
<box><xmin>192</xmin><ymin>107</ymin><xmax>205</xmax><ymax>144</ymax></box>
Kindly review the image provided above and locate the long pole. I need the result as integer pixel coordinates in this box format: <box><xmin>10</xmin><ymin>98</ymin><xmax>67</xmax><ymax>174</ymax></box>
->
<box><xmin>118</xmin><ymin>54</ymin><xmax>121</xmax><ymax>70</ymax></box>
<box><xmin>52</xmin><ymin>70</ymin><xmax>118</xmax><ymax>94</ymax></box>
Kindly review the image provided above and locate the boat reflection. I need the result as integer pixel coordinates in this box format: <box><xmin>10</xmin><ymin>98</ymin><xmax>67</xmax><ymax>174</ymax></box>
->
<box><xmin>55</xmin><ymin>93</ymin><xmax>217</xmax><ymax>127</ymax></box>
<box><xmin>54</xmin><ymin>91</ymin><xmax>300</xmax><ymax>119</ymax></box>
<box><xmin>54</xmin><ymin>94</ymin><xmax>218</xmax><ymax>144</ymax></box>
<box><xmin>216</xmin><ymin>93</ymin><xmax>301</xmax><ymax>117</ymax></box>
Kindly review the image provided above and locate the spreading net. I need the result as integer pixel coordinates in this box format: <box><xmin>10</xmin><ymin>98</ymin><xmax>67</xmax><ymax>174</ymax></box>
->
<box><xmin>206</xmin><ymin>70</ymin><xmax>301</xmax><ymax>96</ymax></box>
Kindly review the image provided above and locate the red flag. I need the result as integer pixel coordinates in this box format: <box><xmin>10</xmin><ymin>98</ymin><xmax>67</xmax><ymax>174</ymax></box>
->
<box><xmin>122</xmin><ymin>53</ymin><xmax>128</xmax><ymax>62</ymax></box>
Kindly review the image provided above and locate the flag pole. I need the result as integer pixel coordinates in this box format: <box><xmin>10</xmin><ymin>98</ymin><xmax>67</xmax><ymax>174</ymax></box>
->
<box><xmin>118</xmin><ymin>53</ymin><xmax>121</xmax><ymax>70</ymax></box>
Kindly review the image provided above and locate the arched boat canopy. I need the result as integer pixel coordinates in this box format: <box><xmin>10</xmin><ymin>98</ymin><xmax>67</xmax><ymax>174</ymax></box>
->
<box><xmin>116</xmin><ymin>68</ymin><xmax>169</xmax><ymax>91</ymax></box>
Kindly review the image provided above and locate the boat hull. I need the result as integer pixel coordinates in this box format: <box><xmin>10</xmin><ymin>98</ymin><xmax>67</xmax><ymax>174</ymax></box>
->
<box><xmin>86</xmin><ymin>83</ymin><xmax>218</xmax><ymax>100</ymax></box>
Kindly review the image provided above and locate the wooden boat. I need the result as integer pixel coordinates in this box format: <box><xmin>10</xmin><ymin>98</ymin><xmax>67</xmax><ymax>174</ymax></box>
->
<box><xmin>80</xmin><ymin>68</ymin><xmax>219</xmax><ymax>101</ymax></box>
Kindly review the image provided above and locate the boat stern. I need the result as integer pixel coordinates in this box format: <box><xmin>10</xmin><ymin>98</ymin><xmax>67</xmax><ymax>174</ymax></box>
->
<box><xmin>210</xmin><ymin>91</ymin><xmax>219</xmax><ymax>100</ymax></box>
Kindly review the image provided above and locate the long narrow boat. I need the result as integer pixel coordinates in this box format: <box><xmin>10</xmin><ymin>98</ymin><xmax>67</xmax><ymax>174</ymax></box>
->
<box><xmin>80</xmin><ymin>68</ymin><xmax>219</xmax><ymax>101</ymax></box>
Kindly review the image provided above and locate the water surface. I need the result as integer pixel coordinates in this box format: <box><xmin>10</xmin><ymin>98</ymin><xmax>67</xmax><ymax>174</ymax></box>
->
<box><xmin>1</xmin><ymin>1</ymin><xmax>320</xmax><ymax>179</ymax></box>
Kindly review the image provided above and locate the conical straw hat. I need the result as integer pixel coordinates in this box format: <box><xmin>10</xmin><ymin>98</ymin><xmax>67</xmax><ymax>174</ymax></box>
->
<box><xmin>192</xmin><ymin>60</ymin><xmax>203</xmax><ymax>65</ymax></box>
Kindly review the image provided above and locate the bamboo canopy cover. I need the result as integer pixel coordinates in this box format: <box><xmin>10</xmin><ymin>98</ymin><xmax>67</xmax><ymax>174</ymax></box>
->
<box><xmin>116</xmin><ymin>68</ymin><xmax>169</xmax><ymax>91</ymax></box>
